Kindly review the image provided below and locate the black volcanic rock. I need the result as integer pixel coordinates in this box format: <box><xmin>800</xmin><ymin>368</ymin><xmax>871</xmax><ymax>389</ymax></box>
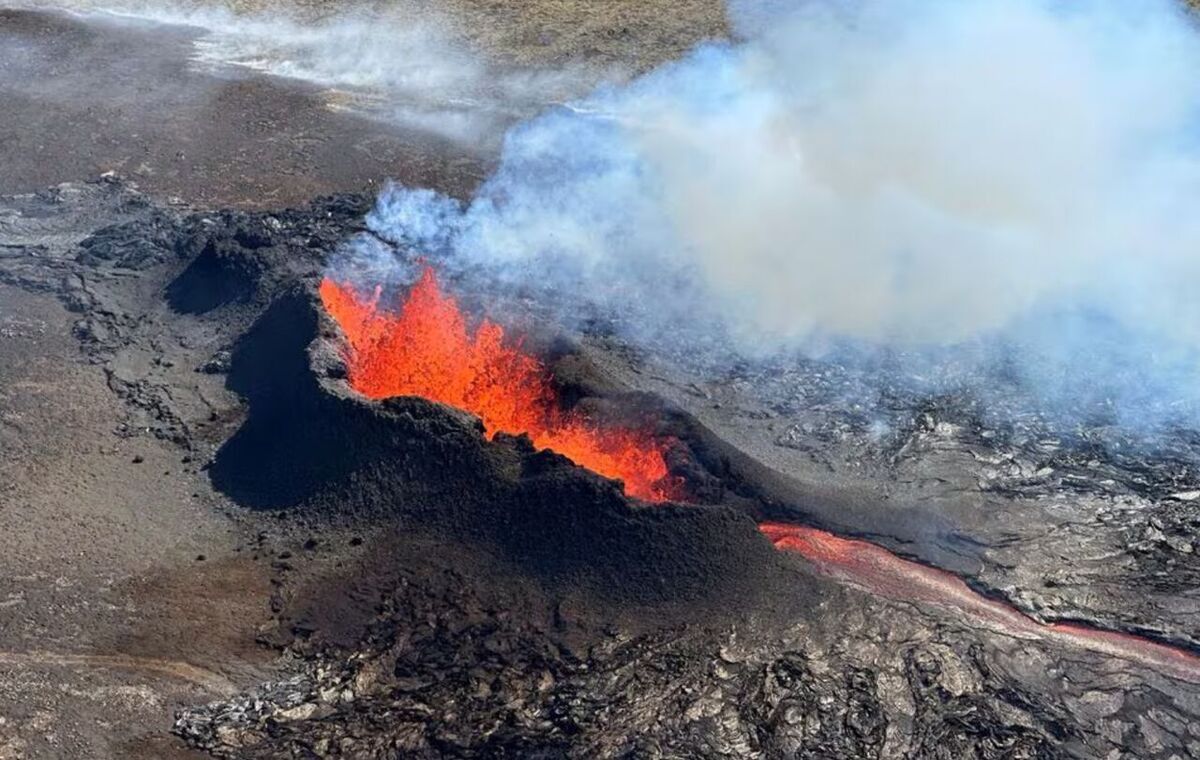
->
<box><xmin>3</xmin><ymin>181</ymin><xmax>1199</xmax><ymax>759</ymax></box>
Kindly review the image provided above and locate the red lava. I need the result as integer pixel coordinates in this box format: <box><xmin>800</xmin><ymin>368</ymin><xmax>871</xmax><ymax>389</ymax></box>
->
<box><xmin>320</xmin><ymin>266</ymin><xmax>682</xmax><ymax>502</ymax></box>
<box><xmin>761</xmin><ymin>522</ymin><xmax>1200</xmax><ymax>684</ymax></box>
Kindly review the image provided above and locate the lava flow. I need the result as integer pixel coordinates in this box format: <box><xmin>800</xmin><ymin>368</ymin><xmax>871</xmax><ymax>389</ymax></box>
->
<box><xmin>761</xmin><ymin>523</ymin><xmax>1200</xmax><ymax>684</ymax></box>
<box><xmin>320</xmin><ymin>267</ymin><xmax>680</xmax><ymax>502</ymax></box>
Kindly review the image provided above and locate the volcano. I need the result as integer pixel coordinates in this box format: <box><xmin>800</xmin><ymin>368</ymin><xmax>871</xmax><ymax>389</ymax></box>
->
<box><xmin>4</xmin><ymin>3</ymin><xmax>1200</xmax><ymax>757</ymax></box>
<box><xmin>1</xmin><ymin>177</ymin><xmax>1198</xmax><ymax>760</ymax></box>
<box><xmin>314</xmin><ymin>259</ymin><xmax>1200</xmax><ymax>686</ymax></box>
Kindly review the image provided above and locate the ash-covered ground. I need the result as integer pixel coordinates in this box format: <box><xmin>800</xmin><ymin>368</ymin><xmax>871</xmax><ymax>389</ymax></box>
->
<box><xmin>2</xmin><ymin>4</ymin><xmax>1200</xmax><ymax>760</ymax></box>
<box><xmin>2</xmin><ymin>175</ymin><xmax>1199</xmax><ymax>759</ymax></box>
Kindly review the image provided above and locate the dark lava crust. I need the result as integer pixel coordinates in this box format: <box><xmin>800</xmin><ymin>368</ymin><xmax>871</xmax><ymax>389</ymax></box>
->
<box><xmin>3</xmin><ymin>180</ymin><xmax>1200</xmax><ymax>759</ymax></box>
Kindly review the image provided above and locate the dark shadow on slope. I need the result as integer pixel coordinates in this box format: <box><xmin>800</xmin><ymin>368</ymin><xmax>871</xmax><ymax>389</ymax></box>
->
<box><xmin>166</xmin><ymin>218</ymin><xmax>285</xmax><ymax>315</ymax></box>
<box><xmin>208</xmin><ymin>289</ymin><xmax>352</xmax><ymax>508</ymax></box>
<box><xmin>207</xmin><ymin>288</ymin><xmax>491</xmax><ymax>513</ymax></box>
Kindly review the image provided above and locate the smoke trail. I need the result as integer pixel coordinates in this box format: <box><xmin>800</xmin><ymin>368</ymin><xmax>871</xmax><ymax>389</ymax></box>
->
<box><xmin>22</xmin><ymin>0</ymin><xmax>610</xmax><ymax>144</ymax></box>
<box><xmin>351</xmin><ymin>0</ymin><xmax>1200</xmax><ymax>430</ymax></box>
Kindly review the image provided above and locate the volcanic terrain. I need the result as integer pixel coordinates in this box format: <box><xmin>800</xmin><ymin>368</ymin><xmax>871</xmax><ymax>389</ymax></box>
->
<box><xmin>1</xmin><ymin>3</ymin><xmax>1199</xmax><ymax>760</ymax></box>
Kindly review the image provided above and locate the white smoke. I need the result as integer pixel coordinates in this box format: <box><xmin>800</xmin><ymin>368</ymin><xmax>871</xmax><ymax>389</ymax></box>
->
<box><xmin>22</xmin><ymin>0</ymin><xmax>610</xmax><ymax>144</ymax></box>
<box><xmin>355</xmin><ymin>0</ymin><xmax>1200</xmax><ymax>428</ymax></box>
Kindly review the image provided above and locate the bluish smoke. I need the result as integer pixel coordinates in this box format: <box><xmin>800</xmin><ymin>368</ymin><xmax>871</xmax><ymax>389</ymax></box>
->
<box><xmin>350</xmin><ymin>0</ymin><xmax>1200</xmax><ymax>432</ymax></box>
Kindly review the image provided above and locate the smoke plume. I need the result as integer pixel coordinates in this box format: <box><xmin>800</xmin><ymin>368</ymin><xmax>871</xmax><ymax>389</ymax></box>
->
<box><xmin>351</xmin><ymin>0</ymin><xmax>1200</xmax><ymax>430</ymax></box>
<box><xmin>24</xmin><ymin>0</ymin><xmax>608</xmax><ymax>144</ymax></box>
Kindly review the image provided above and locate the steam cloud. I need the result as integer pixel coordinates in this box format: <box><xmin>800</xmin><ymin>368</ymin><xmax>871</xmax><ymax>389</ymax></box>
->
<box><xmin>350</xmin><ymin>0</ymin><xmax>1200</xmax><ymax>430</ymax></box>
<box><xmin>26</xmin><ymin>0</ymin><xmax>606</xmax><ymax>144</ymax></box>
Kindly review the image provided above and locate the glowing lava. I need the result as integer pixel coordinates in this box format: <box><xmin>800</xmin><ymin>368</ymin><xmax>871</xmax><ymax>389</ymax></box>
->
<box><xmin>761</xmin><ymin>522</ymin><xmax>1200</xmax><ymax>684</ymax></box>
<box><xmin>320</xmin><ymin>267</ymin><xmax>680</xmax><ymax>502</ymax></box>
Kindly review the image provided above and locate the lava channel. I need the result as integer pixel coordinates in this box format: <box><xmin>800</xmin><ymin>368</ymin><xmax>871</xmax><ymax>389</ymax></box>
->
<box><xmin>320</xmin><ymin>266</ymin><xmax>681</xmax><ymax>502</ymax></box>
<box><xmin>761</xmin><ymin>522</ymin><xmax>1200</xmax><ymax>684</ymax></box>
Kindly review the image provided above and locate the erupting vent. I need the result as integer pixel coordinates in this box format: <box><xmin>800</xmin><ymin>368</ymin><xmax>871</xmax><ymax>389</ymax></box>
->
<box><xmin>320</xmin><ymin>267</ymin><xmax>681</xmax><ymax>502</ymax></box>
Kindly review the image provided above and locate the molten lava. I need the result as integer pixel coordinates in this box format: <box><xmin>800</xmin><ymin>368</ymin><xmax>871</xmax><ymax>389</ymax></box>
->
<box><xmin>320</xmin><ymin>267</ymin><xmax>680</xmax><ymax>502</ymax></box>
<box><xmin>761</xmin><ymin>522</ymin><xmax>1200</xmax><ymax>684</ymax></box>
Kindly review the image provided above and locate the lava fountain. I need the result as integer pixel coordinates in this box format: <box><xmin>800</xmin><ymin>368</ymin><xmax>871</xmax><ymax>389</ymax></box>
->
<box><xmin>319</xmin><ymin>266</ymin><xmax>681</xmax><ymax>502</ymax></box>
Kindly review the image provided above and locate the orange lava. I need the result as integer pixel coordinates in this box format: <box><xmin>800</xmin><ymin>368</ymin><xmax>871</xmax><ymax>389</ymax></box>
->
<box><xmin>320</xmin><ymin>267</ymin><xmax>680</xmax><ymax>502</ymax></box>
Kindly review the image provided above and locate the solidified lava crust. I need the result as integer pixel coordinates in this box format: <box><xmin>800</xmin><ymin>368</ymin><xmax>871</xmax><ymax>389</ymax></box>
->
<box><xmin>5</xmin><ymin>181</ymin><xmax>1198</xmax><ymax>758</ymax></box>
<box><xmin>761</xmin><ymin>522</ymin><xmax>1200</xmax><ymax>686</ymax></box>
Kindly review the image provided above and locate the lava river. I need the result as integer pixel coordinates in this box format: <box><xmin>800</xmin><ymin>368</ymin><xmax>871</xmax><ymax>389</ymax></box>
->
<box><xmin>762</xmin><ymin>523</ymin><xmax>1200</xmax><ymax>685</ymax></box>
